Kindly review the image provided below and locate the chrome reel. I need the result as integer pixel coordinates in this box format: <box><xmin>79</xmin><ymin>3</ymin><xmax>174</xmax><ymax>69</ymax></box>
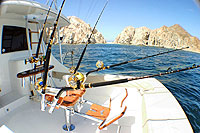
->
<box><xmin>67</xmin><ymin>72</ymin><xmax>86</xmax><ymax>90</ymax></box>
<box><xmin>96</xmin><ymin>60</ymin><xmax>104</xmax><ymax>69</ymax></box>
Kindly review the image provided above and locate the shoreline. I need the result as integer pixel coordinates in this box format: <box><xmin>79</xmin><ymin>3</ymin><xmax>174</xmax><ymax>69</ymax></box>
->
<box><xmin>58</xmin><ymin>43</ymin><xmax>200</xmax><ymax>54</ymax></box>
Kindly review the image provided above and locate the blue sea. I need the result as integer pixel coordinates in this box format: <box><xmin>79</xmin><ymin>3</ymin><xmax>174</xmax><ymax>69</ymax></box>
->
<box><xmin>52</xmin><ymin>44</ymin><xmax>200</xmax><ymax>132</ymax></box>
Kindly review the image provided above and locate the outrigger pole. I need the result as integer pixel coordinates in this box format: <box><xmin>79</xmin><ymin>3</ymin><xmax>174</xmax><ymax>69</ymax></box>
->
<box><xmin>35</xmin><ymin>0</ymin><xmax>54</xmax><ymax>59</ymax></box>
<box><xmin>73</xmin><ymin>0</ymin><xmax>109</xmax><ymax>74</ymax></box>
<box><xmin>86</xmin><ymin>47</ymin><xmax>189</xmax><ymax>76</ymax></box>
<box><xmin>42</xmin><ymin>0</ymin><xmax>66</xmax><ymax>111</ymax></box>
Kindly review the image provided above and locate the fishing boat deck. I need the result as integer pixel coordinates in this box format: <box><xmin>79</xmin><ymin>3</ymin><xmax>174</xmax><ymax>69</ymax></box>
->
<box><xmin>0</xmin><ymin>93</ymin><xmax>133</xmax><ymax>133</ymax></box>
<box><xmin>0</xmin><ymin>76</ymin><xmax>193</xmax><ymax>133</ymax></box>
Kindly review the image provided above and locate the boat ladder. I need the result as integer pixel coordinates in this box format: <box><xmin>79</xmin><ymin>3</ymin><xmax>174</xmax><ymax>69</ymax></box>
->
<box><xmin>26</xmin><ymin>19</ymin><xmax>44</xmax><ymax>57</ymax></box>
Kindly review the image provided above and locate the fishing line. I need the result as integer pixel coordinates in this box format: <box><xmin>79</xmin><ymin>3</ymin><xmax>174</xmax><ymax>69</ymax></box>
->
<box><xmin>84</xmin><ymin>0</ymin><xmax>95</xmax><ymax>21</ymax></box>
<box><xmin>77</xmin><ymin>0</ymin><xmax>82</xmax><ymax>17</ymax></box>
<box><xmin>73</xmin><ymin>0</ymin><xmax>109</xmax><ymax>74</ymax></box>
<box><xmin>85</xmin><ymin>0</ymin><xmax>99</xmax><ymax>22</ymax></box>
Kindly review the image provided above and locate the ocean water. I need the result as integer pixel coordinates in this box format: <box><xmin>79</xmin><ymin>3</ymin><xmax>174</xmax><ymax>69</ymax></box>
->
<box><xmin>52</xmin><ymin>44</ymin><xmax>200</xmax><ymax>132</ymax></box>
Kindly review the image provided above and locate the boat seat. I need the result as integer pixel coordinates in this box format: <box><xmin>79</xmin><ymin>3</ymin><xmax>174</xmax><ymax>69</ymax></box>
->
<box><xmin>86</xmin><ymin>88</ymin><xmax>128</xmax><ymax>130</ymax></box>
<box><xmin>44</xmin><ymin>87</ymin><xmax>86</xmax><ymax>131</ymax></box>
<box><xmin>44</xmin><ymin>87</ymin><xmax>128</xmax><ymax>130</ymax></box>
<box><xmin>45</xmin><ymin>89</ymin><xmax>86</xmax><ymax>109</ymax></box>
<box><xmin>61</xmin><ymin>89</ymin><xmax>86</xmax><ymax>107</ymax></box>
<box><xmin>86</xmin><ymin>103</ymin><xmax>110</xmax><ymax>120</ymax></box>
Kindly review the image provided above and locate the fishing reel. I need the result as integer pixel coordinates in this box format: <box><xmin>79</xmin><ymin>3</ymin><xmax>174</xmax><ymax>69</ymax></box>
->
<box><xmin>25</xmin><ymin>56</ymin><xmax>45</xmax><ymax>65</ymax></box>
<box><xmin>66</xmin><ymin>72</ymin><xmax>86</xmax><ymax>90</ymax></box>
<box><xmin>96</xmin><ymin>60</ymin><xmax>104</xmax><ymax>69</ymax></box>
<box><xmin>35</xmin><ymin>77</ymin><xmax>44</xmax><ymax>91</ymax></box>
<box><xmin>39</xmin><ymin>56</ymin><xmax>46</xmax><ymax>63</ymax></box>
<box><xmin>69</xmin><ymin>66</ymin><xmax>76</xmax><ymax>74</ymax></box>
<box><xmin>25</xmin><ymin>56</ymin><xmax>39</xmax><ymax>64</ymax></box>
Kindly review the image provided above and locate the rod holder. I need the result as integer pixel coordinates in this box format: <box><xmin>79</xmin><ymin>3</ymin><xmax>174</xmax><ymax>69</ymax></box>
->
<box><xmin>22</xmin><ymin>78</ymin><xmax>25</xmax><ymax>88</ymax></box>
<box><xmin>41</xmin><ymin>93</ymin><xmax>46</xmax><ymax>111</ymax></box>
<box><xmin>63</xmin><ymin>108</ymin><xmax>75</xmax><ymax>131</ymax></box>
<box><xmin>49</xmin><ymin>98</ymin><xmax>58</xmax><ymax>113</ymax></box>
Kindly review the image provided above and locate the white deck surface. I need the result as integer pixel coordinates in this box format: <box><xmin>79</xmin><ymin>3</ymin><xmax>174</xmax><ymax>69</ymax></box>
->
<box><xmin>0</xmin><ymin>77</ymin><xmax>193</xmax><ymax>133</ymax></box>
<box><xmin>0</xmin><ymin>98</ymin><xmax>132</xmax><ymax>133</ymax></box>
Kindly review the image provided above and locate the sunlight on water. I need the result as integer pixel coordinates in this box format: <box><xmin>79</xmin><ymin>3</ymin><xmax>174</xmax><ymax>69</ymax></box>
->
<box><xmin>52</xmin><ymin>44</ymin><xmax>200</xmax><ymax>132</ymax></box>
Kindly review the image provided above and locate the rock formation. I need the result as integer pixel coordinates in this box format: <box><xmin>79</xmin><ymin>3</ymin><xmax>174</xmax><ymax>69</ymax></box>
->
<box><xmin>114</xmin><ymin>24</ymin><xmax>200</xmax><ymax>53</ymax></box>
<box><xmin>44</xmin><ymin>16</ymin><xmax>106</xmax><ymax>44</ymax></box>
<box><xmin>131</xmin><ymin>26</ymin><xmax>151</xmax><ymax>45</ymax></box>
<box><xmin>114</xmin><ymin>26</ymin><xmax>135</xmax><ymax>44</ymax></box>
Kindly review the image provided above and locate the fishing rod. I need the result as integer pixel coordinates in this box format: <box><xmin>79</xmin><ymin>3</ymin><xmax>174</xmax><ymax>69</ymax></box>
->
<box><xmin>48</xmin><ymin>64</ymin><xmax>200</xmax><ymax>113</ymax></box>
<box><xmin>35</xmin><ymin>0</ymin><xmax>54</xmax><ymax>59</ymax></box>
<box><xmin>49</xmin><ymin>1</ymin><xmax>108</xmax><ymax>113</ymax></box>
<box><xmin>49</xmin><ymin>0</ymin><xmax>109</xmax><ymax>113</ymax></box>
<box><xmin>42</xmin><ymin>0</ymin><xmax>66</xmax><ymax>111</ymax></box>
<box><xmin>85</xmin><ymin>64</ymin><xmax>200</xmax><ymax>88</ymax></box>
<box><xmin>73</xmin><ymin>0</ymin><xmax>109</xmax><ymax>74</ymax></box>
<box><xmin>86</xmin><ymin>47</ymin><xmax>189</xmax><ymax>76</ymax></box>
<box><xmin>195</xmin><ymin>0</ymin><xmax>200</xmax><ymax>7</ymax></box>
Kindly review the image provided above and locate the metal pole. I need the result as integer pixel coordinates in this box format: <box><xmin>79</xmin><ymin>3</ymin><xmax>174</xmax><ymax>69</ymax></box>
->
<box><xmin>57</xmin><ymin>26</ymin><xmax>63</xmax><ymax>64</ymax></box>
<box><xmin>63</xmin><ymin>108</ymin><xmax>75</xmax><ymax>131</ymax></box>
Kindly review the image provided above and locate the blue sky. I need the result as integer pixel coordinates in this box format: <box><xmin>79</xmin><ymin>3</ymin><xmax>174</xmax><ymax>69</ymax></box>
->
<box><xmin>36</xmin><ymin>0</ymin><xmax>200</xmax><ymax>41</ymax></box>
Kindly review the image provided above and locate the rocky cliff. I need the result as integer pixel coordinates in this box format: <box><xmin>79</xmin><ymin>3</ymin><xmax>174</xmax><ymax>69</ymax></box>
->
<box><xmin>114</xmin><ymin>24</ymin><xmax>200</xmax><ymax>53</ymax></box>
<box><xmin>44</xmin><ymin>16</ymin><xmax>106</xmax><ymax>44</ymax></box>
